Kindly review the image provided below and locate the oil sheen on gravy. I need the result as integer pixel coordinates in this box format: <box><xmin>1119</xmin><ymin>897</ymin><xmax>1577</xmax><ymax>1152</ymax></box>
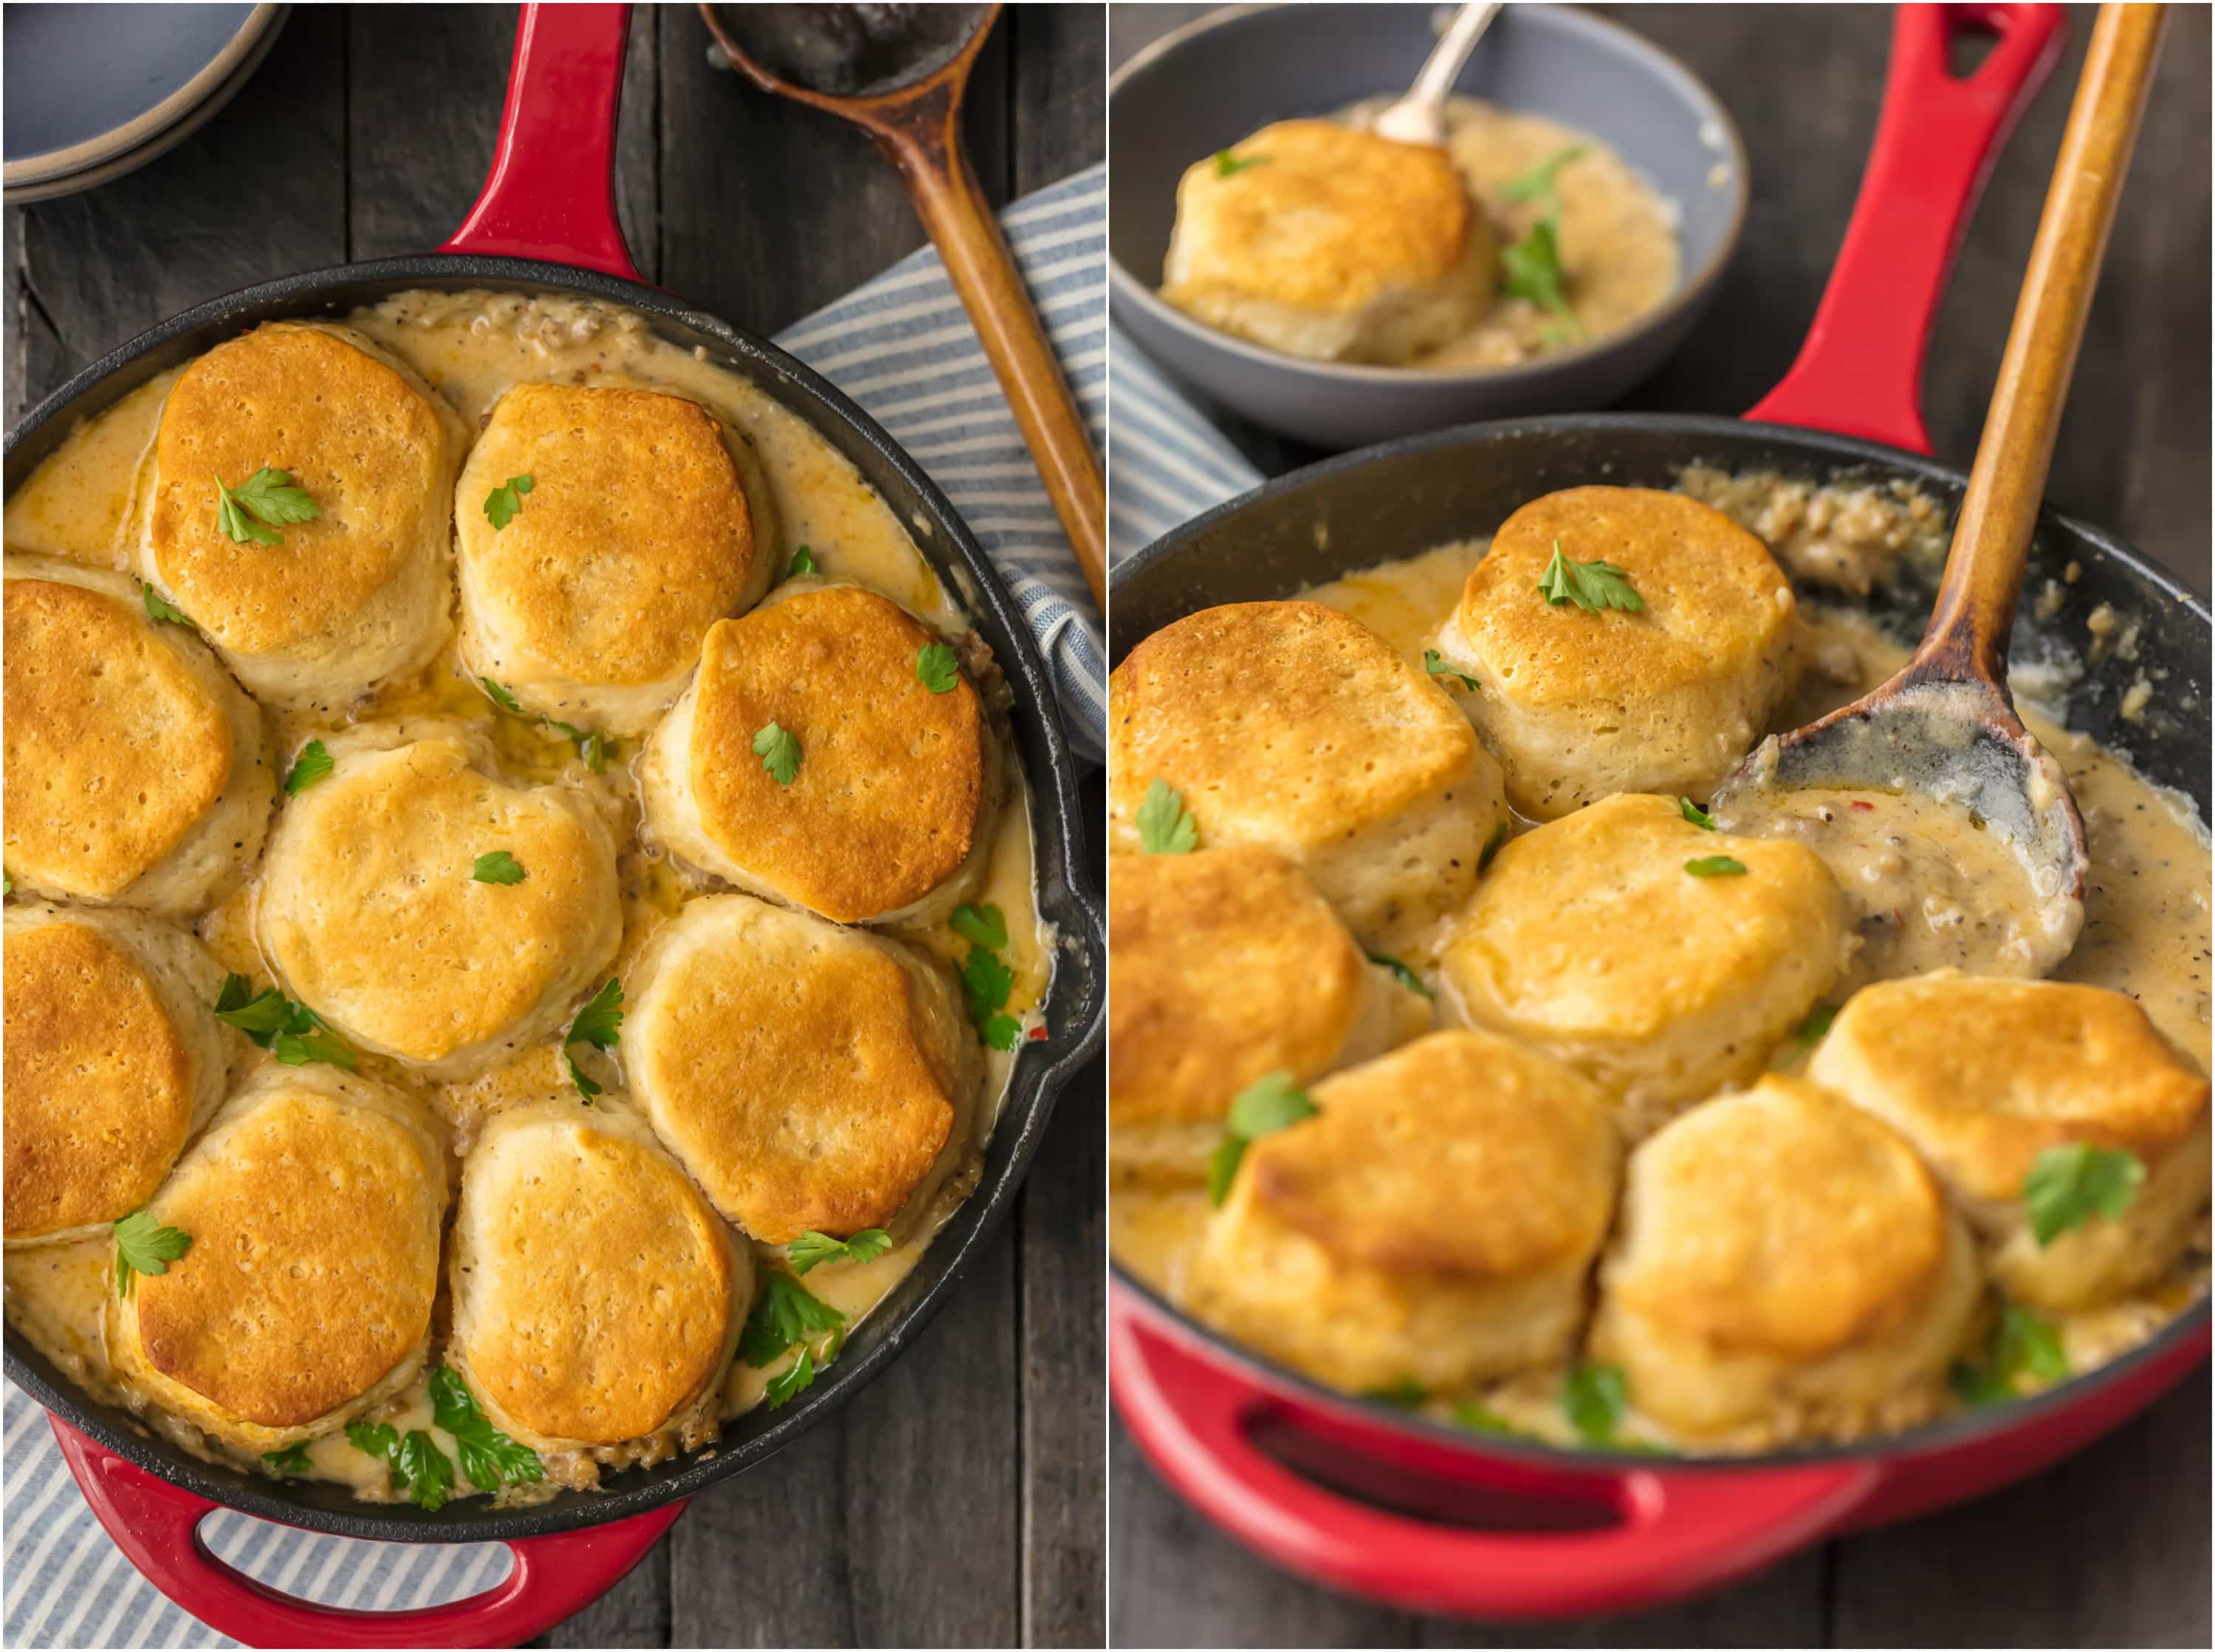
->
<box><xmin>4</xmin><ymin>291</ymin><xmax>1048</xmax><ymax>1503</ymax></box>
<box><xmin>1110</xmin><ymin>512</ymin><xmax>2210</xmax><ymax>1453</ymax></box>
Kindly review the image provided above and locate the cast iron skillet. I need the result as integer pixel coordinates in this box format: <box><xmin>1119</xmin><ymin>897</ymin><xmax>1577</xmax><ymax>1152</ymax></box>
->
<box><xmin>1</xmin><ymin>6</ymin><xmax>1103</xmax><ymax>1645</ymax></box>
<box><xmin>1108</xmin><ymin>8</ymin><xmax>2211</xmax><ymax>1622</ymax></box>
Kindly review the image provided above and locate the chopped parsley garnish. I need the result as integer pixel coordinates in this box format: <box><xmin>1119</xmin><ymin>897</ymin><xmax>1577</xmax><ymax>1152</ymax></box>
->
<box><xmin>471</xmin><ymin>850</ymin><xmax>526</xmax><ymax>885</ymax></box>
<box><xmin>1214</xmin><ymin>149</ymin><xmax>1268</xmax><ymax>177</ymax></box>
<box><xmin>480</xmin><ymin>679</ymin><xmax>613</xmax><ymax>772</ymax></box>
<box><xmin>1500</xmin><ymin>217</ymin><xmax>1579</xmax><ymax>334</ymax></box>
<box><xmin>1794</xmin><ymin>1002</ymin><xmax>1838</xmax><ymax>1051</ymax></box>
<box><xmin>916</xmin><ymin>642</ymin><xmax>961</xmax><ymax>694</ymax></box>
<box><xmin>142</xmin><ymin>585</ymin><xmax>192</xmax><ymax>627</ymax></box>
<box><xmin>2024</xmin><ymin>1143</ymin><xmax>2145</xmax><ymax>1246</ymax></box>
<box><xmin>215</xmin><ymin>468</ymin><xmax>319</xmax><ymax>545</ymax></box>
<box><xmin>950</xmin><ymin>901</ymin><xmax>1009</xmax><ymax>951</ymax></box>
<box><xmin>482</xmin><ymin>474</ymin><xmax>534</xmax><ymax>530</ymax></box>
<box><xmin>961</xmin><ymin>942</ymin><xmax>1020</xmax><ymax>1052</ymax></box>
<box><xmin>1951</xmin><ymin>1305</ymin><xmax>2070</xmax><ymax>1405</ymax></box>
<box><xmin>1364</xmin><ymin>1380</ymin><xmax>1427</xmax><ymax>1408</ymax></box>
<box><xmin>213</xmin><ymin>974</ymin><xmax>356</xmax><ymax>1070</ymax></box>
<box><xmin>284</xmin><ymin>740</ymin><xmax>334</xmax><ymax>796</ymax></box>
<box><xmin>481</xmin><ymin>677</ymin><xmax>525</xmax><ymax>714</ymax></box>
<box><xmin>741</xmin><ymin>1270</ymin><xmax>847</xmax><ymax>1367</ymax></box>
<box><xmin>1538</xmin><ymin>540</ymin><xmax>1643</xmax><ymax>613</ymax></box>
<box><xmin>347</xmin><ymin>1419</ymin><xmax>456</xmax><ymax>1512</ymax></box>
<box><xmin>786</xmin><ymin>545</ymin><xmax>817</xmax><ymax>579</ymax></box>
<box><xmin>1500</xmin><ymin>145</ymin><xmax>1587</xmax><ymax>204</ymax></box>
<box><xmin>430</xmin><ymin>1366</ymin><xmax>542</xmax><ymax>1491</ymax></box>
<box><xmin>753</xmin><ymin>720</ymin><xmax>802</xmax><ymax>785</ymax></box>
<box><xmin>1679</xmin><ymin>797</ymin><xmax>1717</xmax><ymax>830</ymax></box>
<box><xmin>563</xmin><ymin>977</ymin><xmax>623</xmax><ymax>1101</ymax></box>
<box><xmin>788</xmin><ymin>1229</ymin><xmax>893</xmax><ymax>1276</ymax></box>
<box><xmin>1367</xmin><ymin>951</ymin><xmax>1434</xmax><ymax>1001</ymax></box>
<box><xmin>1454</xmin><ymin>1402</ymin><xmax>1526</xmax><ymax>1438</ymax></box>
<box><xmin>1135</xmin><ymin>779</ymin><xmax>1198</xmax><ymax>855</ymax></box>
<box><xmin>1563</xmin><ymin>1361</ymin><xmax>1628</xmax><ymax>1445</ymax></box>
<box><xmin>1207</xmin><ymin>1072</ymin><xmax>1319</xmax><ymax>1206</ymax></box>
<box><xmin>1683</xmin><ymin>856</ymin><xmax>1748</xmax><ymax>878</ymax></box>
<box><xmin>113</xmin><ymin>1208</ymin><xmax>192</xmax><ymax>1298</ymax></box>
<box><xmin>1424</xmin><ymin>648</ymin><xmax>1479</xmax><ymax>692</ymax></box>
<box><xmin>261</xmin><ymin>1442</ymin><xmax>314</xmax><ymax>1476</ymax></box>
<box><xmin>1479</xmin><ymin>817</ymin><xmax>1511</xmax><ymax>870</ymax></box>
<box><xmin>766</xmin><ymin>1346</ymin><xmax>817</xmax><ymax>1408</ymax></box>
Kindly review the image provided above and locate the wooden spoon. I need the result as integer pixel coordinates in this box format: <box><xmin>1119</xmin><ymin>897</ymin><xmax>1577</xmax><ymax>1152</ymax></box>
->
<box><xmin>1712</xmin><ymin>2</ymin><xmax>2166</xmax><ymax>970</ymax></box>
<box><xmin>698</xmin><ymin>2</ymin><xmax>1107</xmax><ymax>605</ymax></box>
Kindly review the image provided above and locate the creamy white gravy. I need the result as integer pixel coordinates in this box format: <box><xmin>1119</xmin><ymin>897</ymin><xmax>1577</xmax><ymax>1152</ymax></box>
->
<box><xmin>4</xmin><ymin>291</ymin><xmax>1046</xmax><ymax>1503</ymax></box>
<box><xmin>1110</xmin><ymin>493</ymin><xmax>2210</xmax><ymax>1453</ymax></box>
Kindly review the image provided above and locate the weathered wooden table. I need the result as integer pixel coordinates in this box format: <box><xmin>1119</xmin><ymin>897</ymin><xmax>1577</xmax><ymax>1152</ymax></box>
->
<box><xmin>1108</xmin><ymin>5</ymin><xmax>2211</xmax><ymax>1648</ymax></box>
<box><xmin>4</xmin><ymin>5</ymin><xmax>1105</xmax><ymax>1646</ymax></box>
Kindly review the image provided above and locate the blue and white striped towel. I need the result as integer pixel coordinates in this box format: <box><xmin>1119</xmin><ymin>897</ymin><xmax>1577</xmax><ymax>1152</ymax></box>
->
<box><xmin>1</xmin><ymin>165</ymin><xmax>1106</xmax><ymax>1652</ymax></box>
<box><xmin>1108</xmin><ymin>321</ymin><xmax>1262</xmax><ymax>566</ymax></box>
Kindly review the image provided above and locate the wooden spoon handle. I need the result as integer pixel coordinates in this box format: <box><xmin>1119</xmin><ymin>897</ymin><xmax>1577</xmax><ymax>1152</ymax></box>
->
<box><xmin>1915</xmin><ymin>1</ymin><xmax>2165</xmax><ymax>685</ymax></box>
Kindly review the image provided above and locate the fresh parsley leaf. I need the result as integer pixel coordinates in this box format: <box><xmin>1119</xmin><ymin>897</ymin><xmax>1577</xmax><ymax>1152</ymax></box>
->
<box><xmin>1367</xmin><ymin>951</ymin><xmax>1434</xmax><ymax>1001</ymax></box>
<box><xmin>753</xmin><ymin>720</ymin><xmax>802</xmax><ymax>785</ymax></box>
<box><xmin>788</xmin><ymin>1229</ymin><xmax>893</xmax><ymax>1276</ymax></box>
<box><xmin>114</xmin><ymin>1208</ymin><xmax>192</xmax><ymax>1298</ymax></box>
<box><xmin>261</xmin><ymin>1442</ymin><xmax>314</xmax><ymax>1476</ymax></box>
<box><xmin>1679</xmin><ymin>797</ymin><xmax>1717</xmax><ymax>830</ymax></box>
<box><xmin>1453</xmin><ymin>1403</ymin><xmax>1525</xmax><ymax>1438</ymax></box>
<box><xmin>1500</xmin><ymin>216</ymin><xmax>1579</xmax><ymax>328</ymax></box>
<box><xmin>741</xmin><ymin>1271</ymin><xmax>847</xmax><ymax>1366</ymax></box>
<box><xmin>1423</xmin><ymin>648</ymin><xmax>1479</xmax><ymax>692</ymax></box>
<box><xmin>1684</xmin><ymin>856</ymin><xmax>1748</xmax><ymax>878</ymax></box>
<box><xmin>216</xmin><ymin>481</ymin><xmax>279</xmax><ymax>545</ymax></box>
<box><xmin>951</xmin><ymin>902</ymin><xmax>1009</xmax><ymax>951</ymax></box>
<box><xmin>1364</xmin><ymin>1380</ymin><xmax>1427</xmax><ymax>1408</ymax></box>
<box><xmin>216</xmin><ymin>468</ymin><xmax>318</xmax><ymax>544</ymax></box>
<box><xmin>2</xmin><ymin>875</ymin><xmax>11</xmax><ymax>895</ymax></box>
<box><xmin>142</xmin><ymin>585</ymin><xmax>192</xmax><ymax>626</ymax></box>
<box><xmin>472</xmin><ymin>850</ymin><xmax>526</xmax><ymax>885</ymax></box>
<box><xmin>1794</xmin><ymin>1002</ymin><xmax>1838</xmax><ymax>1051</ymax></box>
<box><xmin>1136</xmin><ymin>778</ymin><xmax>1198</xmax><ymax>855</ymax></box>
<box><xmin>284</xmin><ymin>740</ymin><xmax>333</xmax><ymax>796</ymax></box>
<box><xmin>1953</xmin><ymin>1305</ymin><xmax>2070</xmax><ymax>1405</ymax></box>
<box><xmin>2025</xmin><ymin>1143</ymin><xmax>2146</xmax><ymax>1245</ymax></box>
<box><xmin>766</xmin><ymin>1346</ymin><xmax>817</xmax><ymax>1408</ymax></box>
<box><xmin>563</xmin><ymin>977</ymin><xmax>623</xmax><ymax>1101</ymax></box>
<box><xmin>1209</xmin><ymin>1073</ymin><xmax>1319</xmax><ymax>1206</ymax></box>
<box><xmin>346</xmin><ymin>1419</ymin><xmax>399</xmax><ymax>1463</ymax></box>
<box><xmin>394</xmin><ymin>1429</ymin><xmax>456</xmax><ymax>1511</ymax></box>
<box><xmin>1479</xmin><ymin>817</ymin><xmax>1511</xmax><ymax>870</ymax></box>
<box><xmin>214</xmin><ymin>973</ymin><xmax>292</xmax><ymax>1038</ymax></box>
<box><xmin>481</xmin><ymin>678</ymin><xmax>525</xmax><ymax>715</ymax></box>
<box><xmin>1206</xmin><ymin>1137</ymin><xmax>1249</xmax><ymax>1207</ymax></box>
<box><xmin>543</xmin><ymin>718</ymin><xmax>612</xmax><ymax>774</ymax></box>
<box><xmin>961</xmin><ymin>944</ymin><xmax>1015</xmax><ymax>1027</ymax></box>
<box><xmin>916</xmin><ymin>642</ymin><xmax>961</xmax><ymax>694</ymax></box>
<box><xmin>1563</xmin><ymin>1362</ymin><xmax>1628</xmax><ymax>1445</ymax></box>
<box><xmin>981</xmin><ymin>1012</ymin><xmax>1021</xmax><ymax>1051</ymax></box>
<box><xmin>1500</xmin><ymin>145</ymin><xmax>1588</xmax><ymax>204</ymax></box>
<box><xmin>273</xmin><ymin>1027</ymin><xmax>357</xmax><ymax>1070</ymax></box>
<box><xmin>483</xmin><ymin>474</ymin><xmax>534</xmax><ymax>530</ymax></box>
<box><xmin>787</xmin><ymin>545</ymin><xmax>817</xmax><ymax>579</ymax></box>
<box><xmin>1214</xmin><ymin>149</ymin><xmax>1268</xmax><ymax>177</ymax></box>
<box><xmin>1538</xmin><ymin>540</ymin><xmax>1644</xmax><ymax>613</ymax></box>
<box><xmin>430</xmin><ymin>1366</ymin><xmax>542</xmax><ymax>1490</ymax></box>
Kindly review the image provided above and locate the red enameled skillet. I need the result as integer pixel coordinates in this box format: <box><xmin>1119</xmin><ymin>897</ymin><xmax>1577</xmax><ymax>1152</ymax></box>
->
<box><xmin>1</xmin><ymin>6</ymin><xmax>1105</xmax><ymax>1645</ymax></box>
<box><xmin>1110</xmin><ymin>3</ymin><xmax>2211</xmax><ymax>1620</ymax></box>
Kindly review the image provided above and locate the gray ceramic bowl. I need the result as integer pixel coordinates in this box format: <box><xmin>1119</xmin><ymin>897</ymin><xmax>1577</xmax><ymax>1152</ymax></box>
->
<box><xmin>1109</xmin><ymin>2</ymin><xmax>1748</xmax><ymax>448</ymax></box>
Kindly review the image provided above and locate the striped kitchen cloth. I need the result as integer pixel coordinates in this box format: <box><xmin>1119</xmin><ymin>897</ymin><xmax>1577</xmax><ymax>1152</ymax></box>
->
<box><xmin>1107</xmin><ymin>320</ymin><xmax>1263</xmax><ymax>565</ymax></box>
<box><xmin>0</xmin><ymin>165</ymin><xmax>1106</xmax><ymax>1652</ymax></box>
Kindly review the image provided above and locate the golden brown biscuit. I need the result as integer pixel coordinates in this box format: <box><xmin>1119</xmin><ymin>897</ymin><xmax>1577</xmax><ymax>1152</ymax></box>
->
<box><xmin>137</xmin><ymin>322</ymin><xmax>463</xmax><ymax>709</ymax></box>
<box><xmin>106</xmin><ymin>1067</ymin><xmax>448</xmax><ymax>1453</ymax></box>
<box><xmin>1440</xmin><ymin>793</ymin><xmax>1849</xmax><ymax>1129</ymax></box>
<box><xmin>256</xmin><ymin>725</ymin><xmax>622</xmax><ymax>1078</ymax></box>
<box><xmin>3</xmin><ymin>558</ymin><xmax>272</xmax><ymax>912</ymax></box>
<box><xmin>1161</xmin><ymin>120</ymin><xmax>1495</xmax><ymax>365</ymax></box>
<box><xmin>455</xmin><ymin>382</ymin><xmax>773</xmax><ymax>735</ymax></box>
<box><xmin>1432</xmin><ymin>488</ymin><xmax>1802</xmax><ymax>819</ymax></box>
<box><xmin>620</xmin><ymin>894</ymin><xmax>980</xmax><ymax>1245</ymax></box>
<box><xmin>1109</xmin><ymin>846</ymin><xmax>1430</xmax><ymax>1185</ymax></box>
<box><xmin>1186</xmin><ymin>1030</ymin><xmax>1621</xmax><ymax>1394</ymax></box>
<box><xmin>447</xmin><ymin>1097</ymin><xmax>746</xmax><ymax>1450</ymax></box>
<box><xmin>639</xmin><ymin>586</ymin><xmax>999</xmax><ymax>925</ymax></box>
<box><xmin>1107</xmin><ymin>600</ymin><xmax>1509</xmax><ymax>952</ymax></box>
<box><xmin>1810</xmin><ymin>973</ymin><xmax>2211</xmax><ymax>1311</ymax></box>
<box><xmin>4</xmin><ymin>904</ymin><xmax>236</xmax><ymax>1245</ymax></box>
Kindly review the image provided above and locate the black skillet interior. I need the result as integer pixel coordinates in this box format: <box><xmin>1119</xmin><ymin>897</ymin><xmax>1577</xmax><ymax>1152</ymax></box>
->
<box><xmin>2</xmin><ymin>255</ymin><xmax>1107</xmax><ymax>1543</ymax></box>
<box><xmin>1110</xmin><ymin>410</ymin><xmax>2212</xmax><ymax>1466</ymax></box>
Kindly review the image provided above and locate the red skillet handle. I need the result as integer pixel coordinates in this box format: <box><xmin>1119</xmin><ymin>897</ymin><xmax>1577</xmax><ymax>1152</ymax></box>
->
<box><xmin>51</xmin><ymin>1417</ymin><xmax>681</xmax><ymax>1648</ymax></box>
<box><xmin>442</xmin><ymin>2</ymin><xmax>642</xmax><ymax>281</ymax></box>
<box><xmin>1109</xmin><ymin>1293</ymin><xmax>1878</xmax><ymax>1621</ymax></box>
<box><xmin>1745</xmin><ymin>3</ymin><xmax>2066</xmax><ymax>453</ymax></box>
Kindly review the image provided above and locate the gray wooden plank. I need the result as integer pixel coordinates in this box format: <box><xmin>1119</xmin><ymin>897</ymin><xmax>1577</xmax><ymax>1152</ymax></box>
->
<box><xmin>1012</xmin><ymin>1</ymin><xmax>1108</xmax><ymax>193</ymax></box>
<box><xmin>543</xmin><ymin>1529</ymin><xmax>673</xmax><ymax>1650</ymax></box>
<box><xmin>4</xmin><ymin>208</ymin><xmax>65</xmax><ymax>421</ymax></box>
<box><xmin>667</xmin><ymin>1419</ymin><xmax>856</xmax><ymax>1648</ymax></box>
<box><xmin>1415</xmin><ymin>1549</ymin><xmax>1827</xmax><ymax>1650</ymax></box>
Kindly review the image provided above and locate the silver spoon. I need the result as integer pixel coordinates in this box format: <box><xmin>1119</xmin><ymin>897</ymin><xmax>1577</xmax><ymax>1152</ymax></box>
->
<box><xmin>1370</xmin><ymin>2</ymin><xmax>1505</xmax><ymax>147</ymax></box>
